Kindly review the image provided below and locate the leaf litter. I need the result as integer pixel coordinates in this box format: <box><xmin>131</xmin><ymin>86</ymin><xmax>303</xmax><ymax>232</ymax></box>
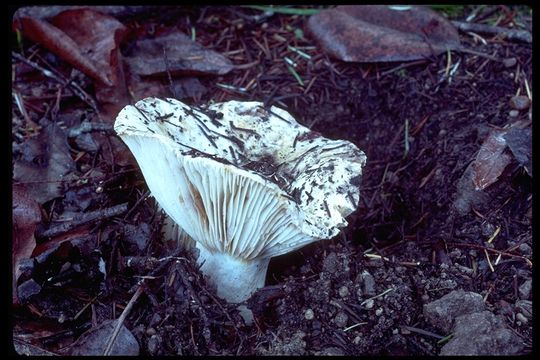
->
<box><xmin>11</xmin><ymin>5</ymin><xmax>532</xmax><ymax>356</ymax></box>
<box><xmin>307</xmin><ymin>5</ymin><xmax>461</xmax><ymax>62</ymax></box>
<box><xmin>12</xmin><ymin>185</ymin><xmax>42</xmax><ymax>304</ymax></box>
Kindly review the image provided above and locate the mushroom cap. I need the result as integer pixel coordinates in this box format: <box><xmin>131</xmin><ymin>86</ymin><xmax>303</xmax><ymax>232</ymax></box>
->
<box><xmin>115</xmin><ymin>97</ymin><xmax>366</xmax><ymax>260</ymax></box>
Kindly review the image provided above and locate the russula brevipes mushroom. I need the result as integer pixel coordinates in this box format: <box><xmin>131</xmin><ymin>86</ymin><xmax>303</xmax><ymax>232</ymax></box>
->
<box><xmin>115</xmin><ymin>97</ymin><xmax>366</xmax><ymax>311</ymax></box>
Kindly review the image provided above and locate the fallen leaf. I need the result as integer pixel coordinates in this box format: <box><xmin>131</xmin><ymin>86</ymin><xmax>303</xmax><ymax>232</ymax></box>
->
<box><xmin>13</xmin><ymin>122</ymin><xmax>76</xmax><ymax>204</ymax></box>
<box><xmin>14</xmin><ymin>338</ymin><xmax>59</xmax><ymax>356</ymax></box>
<box><xmin>68</xmin><ymin>320</ymin><xmax>140</xmax><ymax>355</ymax></box>
<box><xmin>50</xmin><ymin>8</ymin><xmax>129</xmax><ymax>88</ymax></box>
<box><xmin>503</xmin><ymin>127</ymin><xmax>532</xmax><ymax>176</ymax></box>
<box><xmin>306</xmin><ymin>5</ymin><xmax>461</xmax><ymax>62</ymax></box>
<box><xmin>13</xmin><ymin>16</ymin><xmax>112</xmax><ymax>85</ymax></box>
<box><xmin>13</xmin><ymin>185</ymin><xmax>42</xmax><ymax>304</ymax></box>
<box><xmin>50</xmin><ymin>8</ymin><xmax>131</xmax><ymax>121</ymax></box>
<box><xmin>472</xmin><ymin>129</ymin><xmax>512</xmax><ymax>191</ymax></box>
<box><xmin>124</xmin><ymin>29</ymin><xmax>234</xmax><ymax>77</ymax></box>
<box><xmin>127</xmin><ymin>73</ymin><xmax>207</xmax><ymax>102</ymax></box>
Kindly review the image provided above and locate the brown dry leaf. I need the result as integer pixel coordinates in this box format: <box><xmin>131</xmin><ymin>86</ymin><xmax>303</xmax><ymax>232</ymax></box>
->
<box><xmin>306</xmin><ymin>5</ymin><xmax>461</xmax><ymax>62</ymax></box>
<box><xmin>124</xmin><ymin>29</ymin><xmax>234</xmax><ymax>77</ymax></box>
<box><xmin>68</xmin><ymin>320</ymin><xmax>139</xmax><ymax>355</ymax></box>
<box><xmin>50</xmin><ymin>8</ymin><xmax>130</xmax><ymax>121</ymax></box>
<box><xmin>13</xmin><ymin>16</ymin><xmax>112</xmax><ymax>85</ymax></box>
<box><xmin>472</xmin><ymin>129</ymin><xmax>512</xmax><ymax>191</ymax></box>
<box><xmin>127</xmin><ymin>72</ymin><xmax>207</xmax><ymax>103</ymax></box>
<box><xmin>51</xmin><ymin>8</ymin><xmax>129</xmax><ymax>88</ymax></box>
<box><xmin>503</xmin><ymin>127</ymin><xmax>532</xmax><ymax>176</ymax></box>
<box><xmin>13</xmin><ymin>122</ymin><xmax>76</xmax><ymax>204</ymax></box>
<box><xmin>13</xmin><ymin>185</ymin><xmax>42</xmax><ymax>304</ymax></box>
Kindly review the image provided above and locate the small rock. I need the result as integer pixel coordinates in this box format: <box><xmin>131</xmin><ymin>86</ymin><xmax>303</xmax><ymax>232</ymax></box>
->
<box><xmin>315</xmin><ymin>347</ymin><xmax>345</xmax><ymax>356</ymax></box>
<box><xmin>338</xmin><ymin>286</ymin><xmax>350</xmax><ymax>298</ymax></box>
<box><xmin>423</xmin><ymin>290</ymin><xmax>485</xmax><ymax>333</ymax></box>
<box><xmin>518</xmin><ymin>243</ymin><xmax>532</xmax><ymax>256</ymax></box>
<box><xmin>497</xmin><ymin>299</ymin><xmax>514</xmax><ymax>317</ymax></box>
<box><xmin>17</xmin><ymin>279</ymin><xmax>42</xmax><ymax>303</ymax></box>
<box><xmin>375</xmin><ymin>308</ymin><xmax>383</xmax><ymax>316</ymax></box>
<box><xmin>149</xmin><ymin>313</ymin><xmax>162</xmax><ymax>327</ymax></box>
<box><xmin>365</xmin><ymin>258</ymin><xmax>384</xmax><ymax>268</ymax></box>
<box><xmin>502</xmin><ymin>57</ymin><xmax>517</xmax><ymax>68</ymax></box>
<box><xmin>304</xmin><ymin>308</ymin><xmax>314</xmax><ymax>321</ymax></box>
<box><xmin>509</xmin><ymin>95</ymin><xmax>531</xmax><ymax>111</ymax></box>
<box><xmin>322</xmin><ymin>252</ymin><xmax>339</xmax><ymax>274</ymax></box>
<box><xmin>360</xmin><ymin>270</ymin><xmax>376</xmax><ymax>296</ymax></box>
<box><xmin>509</xmin><ymin>110</ymin><xmax>519</xmax><ymax>118</ymax></box>
<box><xmin>440</xmin><ymin>311</ymin><xmax>524</xmax><ymax>355</ymax></box>
<box><xmin>515</xmin><ymin>300</ymin><xmax>532</xmax><ymax>320</ymax></box>
<box><xmin>147</xmin><ymin>334</ymin><xmax>161</xmax><ymax>356</ymax></box>
<box><xmin>334</xmin><ymin>311</ymin><xmax>349</xmax><ymax>327</ymax></box>
<box><xmin>518</xmin><ymin>279</ymin><xmax>532</xmax><ymax>300</ymax></box>
<box><xmin>455</xmin><ymin>264</ymin><xmax>474</xmax><ymax>276</ymax></box>
<box><xmin>146</xmin><ymin>327</ymin><xmax>156</xmax><ymax>336</ymax></box>
<box><xmin>515</xmin><ymin>313</ymin><xmax>528</xmax><ymax>325</ymax></box>
<box><xmin>364</xmin><ymin>299</ymin><xmax>375</xmax><ymax>310</ymax></box>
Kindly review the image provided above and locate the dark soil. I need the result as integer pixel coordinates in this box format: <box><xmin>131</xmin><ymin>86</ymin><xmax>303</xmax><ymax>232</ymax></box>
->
<box><xmin>12</xmin><ymin>5</ymin><xmax>532</xmax><ymax>355</ymax></box>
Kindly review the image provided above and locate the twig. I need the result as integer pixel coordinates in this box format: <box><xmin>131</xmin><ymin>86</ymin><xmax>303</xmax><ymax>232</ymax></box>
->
<box><xmin>12</xmin><ymin>51</ymin><xmax>100</xmax><ymax>113</ymax></box>
<box><xmin>402</xmin><ymin>325</ymin><xmax>444</xmax><ymax>340</ymax></box>
<box><xmin>448</xmin><ymin>242</ymin><xmax>531</xmax><ymax>266</ymax></box>
<box><xmin>162</xmin><ymin>47</ymin><xmax>178</xmax><ymax>99</ymax></box>
<box><xmin>103</xmin><ymin>285</ymin><xmax>145</xmax><ymax>356</ymax></box>
<box><xmin>36</xmin><ymin>203</ymin><xmax>129</xmax><ymax>239</ymax></box>
<box><xmin>343</xmin><ymin>322</ymin><xmax>368</xmax><ymax>332</ymax></box>
<box><xmin>67</xmin><ymin>121</ymin><xmax>114</xmax><ymax>138</ymax></box>
<box><xmin>484</xmin><ymin>248</ymin><xmax>495</xmax><ymax>272</ymax></box>
<box><xmin>123</xmin><ymin>190</ymin><xmax>151</xmax><ymax>220</ymax></box>
<box><xmin>380</xmin><ymin>60</ymin><xmax>428</xmax><ymax>77</ymax></box>
<box><xmin>456</xmin><ymin>47</ymin><xmax>499</xmax><ymax>62</ymax></box>
<box><xmin>486</xmin><ymin>226</ymin><xmax>501</xmax><ymax>244</ymax></box>
<box><xmin>452</xmin><ymin>20</ymin><xmax>532</xmax><ymax>43</ymax></box>
<box><xmin>360</xmin><ymin>287</ymin><xmax>394</xmax><ymax>306</ymax></box>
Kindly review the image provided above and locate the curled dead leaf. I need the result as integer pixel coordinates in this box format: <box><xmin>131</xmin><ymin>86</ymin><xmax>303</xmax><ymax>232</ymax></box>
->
<box><xmin>13</xmin><ymin>16</ymin><xmax>112</xmax><ymax>86</ymax></box>
<box><xmin>306</xmin><ymin>5</ymin><xmax>461</xmax><ymax>63</ymax></box>
<box><xmin>13</xmin><ymin>185</ymin><xmax>42</xmax><ymax>304</ymax></box>
<box><xmin>472</xmin><ymin>129</ymin><xmax>512</xmax><ymax>191</ymax></box>
<box><xmin>124</xmin><ymin>30</ymin><xmax>234</xmax><ymax>77</ymax></box>
<box><xmin>13</xmin><ymin>122</ymin><xmax>77</xmax><ymax>204</ymax></box>
<box><xmin>50</xmin><ymin>8</ymin><xmax>129</xmax><ymax>88</ymax></box>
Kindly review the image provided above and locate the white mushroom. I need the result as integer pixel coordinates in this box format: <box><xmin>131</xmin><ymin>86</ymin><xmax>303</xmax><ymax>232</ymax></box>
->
<box><xmin>114</xmin><ymin>97</ymin><xmax>366</xmax><ymax>312</ymax></box>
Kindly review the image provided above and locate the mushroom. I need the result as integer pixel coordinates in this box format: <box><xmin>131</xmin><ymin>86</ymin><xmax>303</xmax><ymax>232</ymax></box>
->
<box><xmin>114</xmin><ymin>97</ymin><xmax>366</xmax><ymax>315</ymax></box>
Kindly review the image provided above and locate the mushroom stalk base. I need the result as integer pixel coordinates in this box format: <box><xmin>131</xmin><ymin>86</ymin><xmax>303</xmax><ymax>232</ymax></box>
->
<box><xmin>196</xmin><ymin>243</ymin><xmax>270</xmax><ymax>304</ymax></box>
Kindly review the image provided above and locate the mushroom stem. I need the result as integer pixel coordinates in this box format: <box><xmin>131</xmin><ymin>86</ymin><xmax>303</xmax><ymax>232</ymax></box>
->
<box><xmin>196</xmin><ymin>243</ymin><xmax>270</xmax><ymax>304</ymax></box>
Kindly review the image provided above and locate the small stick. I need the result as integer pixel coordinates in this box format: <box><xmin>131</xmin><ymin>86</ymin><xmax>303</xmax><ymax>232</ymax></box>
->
<box><xmin>343</xmin><ymin>322</ymin><xmax>367</xmax><ymax>332</ymax></box>
<box><xmin>162</xmin><ymin>47</ymin><xmax>178</xmax><ymax>99</ymax></box>
<box><xmin>451</xmin><ymin>20</ymin><xmax>532</xmax><ymax>43</ymax></box>
<box><xmin>103</xmin><ymin>285</ymin><xmax>145</xmax><ymax>356</ymax></box>
<box><xmin>67</xmin><ymin>121</ymin><xmax>114</xmax><ymax>138</ymax></box>
<box><xmin>37</xmin><ymin>203</ymin><xmax>129</xmax><ymax>239</ymax></box>
<box><xmin>486</xmin><ymin>226</ymin><xmax>501</xmax><ymax>244</ymax></box>
<box><xmin>401</xmin><ymin>325</ymin><xmax>444</xmax><ymax>340</ymax></box>
<box><xmin>123</xmin><ymin>190</ymin><xmax>151</xmax><ymax>220</ymax></box>
<box><xmin>360</xmin><ymin>287</ymin><xmax>394</xmax><ymax>306</ymax></box>
<box><xmin>12</xmin><ymin>51</ymin><xmax>100</xmax><ymax>113</ymax></box>
<box><xmin>484</xmin><ymin>249</ymin><xmax>495</xmax><ymax>272</ymax></box>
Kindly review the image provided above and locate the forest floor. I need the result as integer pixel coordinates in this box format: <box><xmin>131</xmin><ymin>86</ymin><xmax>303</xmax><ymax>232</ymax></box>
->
<box><xmin>12</xmin><ymin>5</ymin><xmax>532</xmax><ymax>355</ymax></box>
